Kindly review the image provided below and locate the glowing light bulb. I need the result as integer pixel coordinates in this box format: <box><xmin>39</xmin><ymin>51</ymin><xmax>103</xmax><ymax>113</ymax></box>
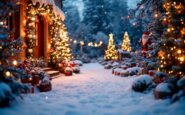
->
<box><xmin>5</xmin><ymin>71</ymin><xmax>11</xmax><ymax>77</ymax></box>
<box><xmin>178</xmin><ymin>50</ymin><xmax>182</xmax><ymax>54</ymax></box>
<box><xmin>12</xmin><ymin>60</ymin><xmax>18</xmax><ymax>66</ymax></box>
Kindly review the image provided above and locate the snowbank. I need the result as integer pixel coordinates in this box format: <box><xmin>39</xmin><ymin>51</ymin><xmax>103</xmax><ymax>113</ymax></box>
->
<box><xmin>177</xmin><ymin>77</ymin><xmax>185</xmax><ymax>88</ymax></box>
<box><xmin>132</xmin><ymin>74</ymin><xmax>153</xmax><ymax>92</ymax></box>
<box><xmin>0</xmin><ymin>63</ymin><xmax>185</xmax><ymax>115</ymax></box>
<box><xmin>155</xmin><ymin>83</ymin><xmax>173</xmax><ymax>93</ymax></box>
<box><xmin>0</xmin><ymin>83</ymin><xmax>11</xmax><ymax>99</ymax></box>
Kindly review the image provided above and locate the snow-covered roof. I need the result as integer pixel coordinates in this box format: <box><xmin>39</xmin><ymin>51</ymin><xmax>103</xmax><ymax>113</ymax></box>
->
<box><xmin>31</xmin><ymin>0</ymin><xmax>55</xmax><ymax>6</ymax></box>
<box><xmin>53</xmin><ymin>6</ymin><xmax>65</xmax><ymax>21</ymax></box>
<box><xmin>31</xmin><ymin>0</ymin><xmax>65</xmax><ymax>21</ymax></box>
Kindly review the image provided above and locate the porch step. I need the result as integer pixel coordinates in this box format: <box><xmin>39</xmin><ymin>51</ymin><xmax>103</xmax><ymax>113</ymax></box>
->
<box><xmin>43</xmin><ymin>68</ymin><xmax>61</xmax><ymax>78</ymax></box>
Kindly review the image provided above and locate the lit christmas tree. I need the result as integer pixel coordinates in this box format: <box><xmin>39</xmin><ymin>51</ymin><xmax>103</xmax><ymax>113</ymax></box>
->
<box><xmin>104</xmin><ymin>33</ymin><xmax>118</xmax><ymax>60</ymax></box>
<box><xmin>121</xmin><ymin>32</ymin><xmax>131</xmax><ymax>52</ymax></box>
<box><xmin>59</xmin><ymin>25</ymin><xmax>73</xmax><ymax>62</ymax></box>
<box><xmin>49</xmin><ymin>19</ymin><xmax>72</xmax><ymax>65</ymax></box>
<box><xmin>159</xmin><ymin>0</ymin><xmax>185</xmax><ymax>77</ymax></box>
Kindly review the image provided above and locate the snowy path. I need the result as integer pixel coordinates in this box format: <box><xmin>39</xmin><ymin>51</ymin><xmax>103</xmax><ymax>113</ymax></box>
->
<box><xmin>1</xmin><ymin>63</ymin><xmax>185</xmax><ymax>115</ymax></box>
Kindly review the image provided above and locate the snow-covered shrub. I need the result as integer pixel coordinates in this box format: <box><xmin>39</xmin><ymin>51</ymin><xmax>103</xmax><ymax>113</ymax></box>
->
<box><xmin>146</xmin><ymin>61</ymin><xmax>157</xmax><ymax>70</ymax></box>
<box><xmin>169</xmin><ymin>77</ymin><xmax>185</xmax><ymax>102</ymax></box>
<box><xmin>177</xmin><ymin>77</ymin><xmax>185</xmax><ymax>89</ymax></box>
<box><xmin>132</xmin><ymin>75</ymin><xmax>153</xmax><ymax>92</ymax></box>
<box><xmin>128</xmin><ymin>67</ymin><xmax>141</xmax><ymax>76</ymax></box>
<box><xmin>154</xmin><ymin>83</ymin><xmax>175</xmax><ymax>99</ymax></box>
<box><xmin>171</xmin><ymin>90</ymin><xmax>185</xmax><ymax>103</ymax></box>
<box><xmin>119</xmin><ymin>51</ymin><xmax>131</xmax><ymax>58</ymax></box>
<box><xmin>28</xmin><ymin>58</ymin><xmax>47</xmax><ymax>68</ymax></box>
<box><xmin>0</xmin><ymin>82</ymin><xmax>12</xmax><ymax>107</ymax></box>
<box><xmin>0</xmin><ymin>80</ymin><xmax>28</xmax><ymax>107</ymax></box>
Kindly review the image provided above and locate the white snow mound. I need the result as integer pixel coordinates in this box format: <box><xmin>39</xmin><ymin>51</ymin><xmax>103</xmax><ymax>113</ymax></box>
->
<box><xmin>155</xmin><ymin>83</ymin><xmax>172</xmax><ymax>93</ymax></box>
<box><xmin>0</xmin><ymin>82</ymin><xmax>11</xmax><ymax>99</ymax></box>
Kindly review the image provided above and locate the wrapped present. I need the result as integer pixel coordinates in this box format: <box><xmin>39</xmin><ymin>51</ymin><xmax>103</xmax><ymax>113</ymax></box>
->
<box><xmin>38</xmin><ymin>77</ymin><xmax>52</xmax><ymax>92</ymax></box>
<box><xmin>32</xmin><ymin>74</ymin><xmax>40</xmax><ymax>85</ymax></box>
<box><xmin>65</xmin><ymin>71</ymin><xmax>73</xmax><ymax>76</ymax></box>
<box><xmin>21</xmin><ymin>77</ymin><xmax>32</xmax><ymax>84</ymax></box>
<box><xmin>65</xmin><ymin>67</ymin><xmax>73</xmax><ymax>76</ymax></box>
<box><xmin>131</xmin><ymin>62</ymin><xmax>137</xmax><ymax>67</ymax></box>
<box><xmin>148</xmin><ymin>70</ymin><xmax>156</xmax><ymax>76</ymax></box>
<box><xmin>121</xmin><ymin>71</ymin><xmax>129</xmax><ymax>77</ymax></box>
<box><xmin>39</xmin><ymin>82</ymin><xmax>52</xmax><ymax>92</ymax></box>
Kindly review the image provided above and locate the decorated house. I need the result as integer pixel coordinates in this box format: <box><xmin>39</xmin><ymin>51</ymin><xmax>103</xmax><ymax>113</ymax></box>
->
<box><xmin>2</xmin><ymin>0</ymin><xmax>66</xmax><ymax>63</ymax></box>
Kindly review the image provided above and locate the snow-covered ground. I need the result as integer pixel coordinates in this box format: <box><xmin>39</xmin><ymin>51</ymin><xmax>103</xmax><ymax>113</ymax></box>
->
<box><xmin>0</xmin><ymin>63</ymin><xmax>185</xmax><ymax>115</ymax></box>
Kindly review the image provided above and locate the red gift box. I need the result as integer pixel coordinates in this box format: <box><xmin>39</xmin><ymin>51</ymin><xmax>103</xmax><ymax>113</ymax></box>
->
<box><xmin>32</xmin><ymin>75</ymin><xmax>40</xmax><ymax>85</ymax></box>
<box><xmin>65</xmin><ymin>71</ymin><xmax>73</xmax><ymax>76</ymax></box>
<box><xmin>21</xmin><ymin>77</ymin><xmax>32</xmax><ymax>84</ymax></box>
<box><xmin>148</xmin><ymin>70</ymin><xmax>156</xmax><ymax>76</ymax></box>
<box><xmin>39</xmin><ymin>82</ymin><xmax>52</xmax><ymax>92</ymax></box>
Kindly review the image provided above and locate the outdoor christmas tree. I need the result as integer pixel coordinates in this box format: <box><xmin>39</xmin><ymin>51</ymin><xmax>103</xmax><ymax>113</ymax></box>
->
<box><xmin>159</xmin><ymin>0</ymin><xmax>185</xmax><ymax>77</ymax></box>
<box><xmin>121</xmin><ymin>32</ymin><xmax>131</xmax><ymax>52</ymax></box>
<box><xmin>49</xmin><ymin>19</ymin><xmax>72</xmax><ymax>65</ymax></box>
<box><xmin>60</xmin><ymin>25</ymin><xmax>73</xmax><ymax>62</ymax></box>
<box><xmin>0</xmin><ymin>0</ymin><xmax>27</xmax><ymax>107</ymax></box>
<box><xmin>104</xmin><ymin>33</ymin><xmax>118</xmax><ymax>60</ymax></box>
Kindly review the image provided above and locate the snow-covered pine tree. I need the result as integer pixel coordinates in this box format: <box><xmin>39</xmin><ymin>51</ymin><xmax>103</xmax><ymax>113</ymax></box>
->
<box><xmin>0</xmin><ymin>0</ymin><xmax>27</xmax><ymax>107</ymax></box>
<box><xmin>83</xmin><ymin>0</ymin><xmax>110</xmax><ymax>35</ymax></box>
<box><xmin>110</xmin><ymin>0</ymin><xmax>130</xmax><ymax>42</ymax></box>
<box><xmin>104</xmin><ymin>33</ymin><xmax>118</xmax><ymax>60</ymax></box>
<box><xmin>63</xmin><ymin>0</ymin><xmax>81</xmax><ymax>40</ymax></box>
<box><xmin>121</xmin><ymin>32</ymin><xmax>131</xmax><ymax>52</ymax></box>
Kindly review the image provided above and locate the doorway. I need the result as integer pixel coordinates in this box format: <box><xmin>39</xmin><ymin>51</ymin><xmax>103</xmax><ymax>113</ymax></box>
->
<box><xmin>34</xmin><ymin>15</ymin><xmax>45</xmax><ymax>58</ymax></box>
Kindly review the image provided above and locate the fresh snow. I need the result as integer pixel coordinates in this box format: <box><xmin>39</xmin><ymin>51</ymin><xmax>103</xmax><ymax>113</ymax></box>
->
<box><xmin>0</xmin><ymin>83</ymin><xmax>11</xmax><ymax>99</ymax></box>
<box><xmin>177</xmin><ymin>77</ymin><xmax>185</xmax><ymax>88</ymax></box>
<box><xmin>133</xmin><ymin>74</ymin><xmax>153</xmax><ymax>86</ymax></box>
<box><xmin>155</xmin><ymin>83</ymin><xmax>173</xmax><ymax>93</ymax></box>
<box><xmin>0</xmin><ymin>63</ymin><xmax>185</xmax><ymax>115</ymax></box>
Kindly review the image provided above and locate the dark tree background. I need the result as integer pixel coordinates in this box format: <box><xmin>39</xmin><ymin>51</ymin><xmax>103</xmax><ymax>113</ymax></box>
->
<box><xmin>62</xmin><ymin>0</ymin><xmax>144</xmax><ymax>57</ymax></box>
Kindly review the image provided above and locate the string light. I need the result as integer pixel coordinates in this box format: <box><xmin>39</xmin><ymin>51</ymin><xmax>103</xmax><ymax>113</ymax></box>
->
<box><xmin>12</xmin><ymin>60</ymin><xmax>18</xmax><ymax>66</ymax></box>
<box><xmin>5</xmin><ymin>71</ymin><xmax>11</xmax><ymax>77</ymax></box>
<box><xmin>160</xmin><ymin>0</ymin><xmax>185</xmax><ymax>76</ymax></box>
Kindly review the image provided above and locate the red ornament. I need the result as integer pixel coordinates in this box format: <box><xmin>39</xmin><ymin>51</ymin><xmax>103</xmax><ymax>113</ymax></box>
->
<box><xmin>162</xmin><ymin>19</ymin><xmax>168</xmax><ymax>25</ymax></box>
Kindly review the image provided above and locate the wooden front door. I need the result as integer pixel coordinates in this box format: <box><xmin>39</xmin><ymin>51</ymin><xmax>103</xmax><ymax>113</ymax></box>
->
<box><xmin>35</xmin><ymin>15</ymin><xmax>45</xmax><ymax>58</ymax></box>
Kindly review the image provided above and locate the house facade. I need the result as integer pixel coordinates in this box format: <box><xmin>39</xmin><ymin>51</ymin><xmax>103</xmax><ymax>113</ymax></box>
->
<box><xmin>6</xmin><ymin>0</ymin><xmax>65</xmax><ymax>62</ymax></box>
